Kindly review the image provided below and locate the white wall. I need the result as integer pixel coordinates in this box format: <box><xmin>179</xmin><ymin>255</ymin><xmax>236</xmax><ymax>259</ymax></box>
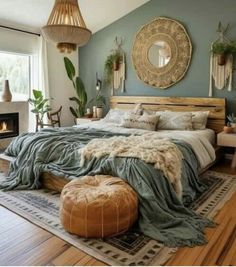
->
<box><xmin>47</xmin><ymin>43</ymin><xmax>78</xmax><ymax>127</ymax></box>
<box><xmin>0</xmin><ymin>27</ymin><xmax>39</xmax><ymax>54</ymax></box>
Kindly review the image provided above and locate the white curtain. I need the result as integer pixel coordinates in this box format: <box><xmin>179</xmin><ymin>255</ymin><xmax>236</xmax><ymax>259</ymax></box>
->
<box><xmin>29</xmin><ymin>36</ymin><xmax>50</xmax><ymax>131</ymax></box>
<box><xmin>38</xmin><ymin>35</ymin><xmax>50</xmax><ymax>100</ymax></box>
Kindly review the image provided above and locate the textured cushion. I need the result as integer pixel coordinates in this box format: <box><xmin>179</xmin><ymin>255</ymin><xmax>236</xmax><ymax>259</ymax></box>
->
<box><xmin>102</xmin><ymin>109</ymin><xmax>126</xmax><ymax>124</ymax></box>
<box><xmin>103</xmin><ymin>104</ymin><xmax>142</xmax><ymax>124</ymax></box>
<box><xmin>121</xmin><ymin>113</ymin><xmax>159</xmax><ymax>131</ymax></box>
<box><xmin>192</xmin><ymin>111</ymin><xmax>209</xmax><ymax>130</ymax></box>
<box><xmin>157</xmin><ymin>111</ymin><xmax>193</xmax><ymax>130</ymax></box>
<box><xmin>60</xmin><ymin>175</ymin><xmax>138</xmax><ymax>238</ymax></box>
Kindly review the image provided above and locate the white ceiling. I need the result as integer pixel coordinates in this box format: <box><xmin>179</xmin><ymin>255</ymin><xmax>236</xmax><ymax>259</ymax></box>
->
<box><xmin>0</xmin><ymin>0</ymin><xmax>150</xmax><ymax>34</ymax></box>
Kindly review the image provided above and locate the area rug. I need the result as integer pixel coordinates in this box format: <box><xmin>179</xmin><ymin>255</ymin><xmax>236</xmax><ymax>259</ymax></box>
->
<box><xmin>0</xmin><ymin>171</ymin><xmax>236</xmax><ymax>266</ymax></box>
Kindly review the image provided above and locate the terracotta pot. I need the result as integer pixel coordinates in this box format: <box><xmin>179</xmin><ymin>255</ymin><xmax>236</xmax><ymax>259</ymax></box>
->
<box><xmin>96</xmin><ymin>107</ymin><xmax>103</xmax><ymax>119</ymax></box>
<box><xmin>217</xmin><ymin>54</ymin><xmax>226</xmax><ymax>66</ymax></box>
<box><xmin>223</xmin><ymin>126</ymin><xmax>233</xmax><ymax>133</ymax></box>
<box><xmin>230</xmin><ymin>123</ymin><xmax>236</xmax><ymax>133</ymax></box>
<box><xmin>113</xmin><ymin>60</ymin><xmax>120</xmax><ymax>71</ymax></box>
<box><xmin>1</xmin><ymin>80</ymin><xmax>12</xmax><ymax>102</ymax></box>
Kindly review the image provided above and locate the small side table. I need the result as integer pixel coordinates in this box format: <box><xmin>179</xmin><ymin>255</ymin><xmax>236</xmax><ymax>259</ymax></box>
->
<box><xmin>217</xmin><ymin>132</ymin><xmax>236</xmax><ymax>168</ymax></box>
<box><xmin>75</xmin><ymin>117</ymin><xmax>101</xmax><ymax>125</ymax></box>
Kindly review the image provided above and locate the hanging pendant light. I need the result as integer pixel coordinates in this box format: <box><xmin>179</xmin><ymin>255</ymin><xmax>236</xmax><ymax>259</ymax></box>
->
<box><xmin>42</xmin><ymin>0</ymin><xmax>91</xmax><ymax>53</ymax></box>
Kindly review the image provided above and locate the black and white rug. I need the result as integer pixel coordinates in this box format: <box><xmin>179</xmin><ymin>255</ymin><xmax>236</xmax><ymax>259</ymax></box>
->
<box><xmin>0</xmin><ymin>171</ymin><xmax>235</xmax><ymax>266</ymax></box>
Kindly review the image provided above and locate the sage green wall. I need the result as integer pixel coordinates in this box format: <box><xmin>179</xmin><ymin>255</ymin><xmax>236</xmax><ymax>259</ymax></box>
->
<box><xmin>79</xmin><ymin>0</ymin><xmax>236</xmax><ymax>113</ymax></box>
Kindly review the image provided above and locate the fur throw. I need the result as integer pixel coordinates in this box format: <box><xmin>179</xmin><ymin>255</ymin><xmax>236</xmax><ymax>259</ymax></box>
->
<box><xmin>80</xmin><ymin>133</ymin><xmax>183</xmax><ymax>198</ymax></box>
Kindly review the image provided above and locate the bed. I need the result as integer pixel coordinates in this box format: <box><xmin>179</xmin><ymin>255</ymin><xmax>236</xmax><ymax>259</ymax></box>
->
<box><xmin>0</xmin><ymin>96</ymin><xmax>226</xmax><ymax>247</ymax></box>
<box><xmin>43</xmin><ymin>96</ymin><xmax>225</xmax><ymax>190</ymax></box>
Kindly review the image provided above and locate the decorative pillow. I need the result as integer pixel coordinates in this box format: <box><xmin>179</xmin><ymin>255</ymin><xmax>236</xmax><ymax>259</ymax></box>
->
<box><xmin>102</xmin><ymin>105</ymin><xmax>143</xmax><ymax>124</ymax></box>
<box><xmin>102</xmin><ymin>109</ymin><xmax>126</xmax><ymax>124</ymax></box>
<box><xmin>192</xmin><ymin>111</ymin><xmax>209</xmax><ymax>130</ymax></box>
<box><xmin>157</xmin><ymin>111</ymin><xmax>193</xmax><ymax>130</ymax></box>
<box><xmin>121</xmin><ymin>113</ymin><xmax>159</xmax><ymax>131</ymax></box>
<box><xmin>132</xmin><ymin>103</ymin><xmax>143</xmax><ymax>115</ymax></box>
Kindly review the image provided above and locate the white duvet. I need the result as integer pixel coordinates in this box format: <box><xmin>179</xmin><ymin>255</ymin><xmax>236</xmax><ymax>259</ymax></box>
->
<box><xmin>74</xmin><ymin>121</ymin><xmax>216</xmax><ymax>170</ymax></box>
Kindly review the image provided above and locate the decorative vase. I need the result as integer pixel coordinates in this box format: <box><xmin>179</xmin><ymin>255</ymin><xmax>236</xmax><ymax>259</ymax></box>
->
<box><xmin>93</xmin><ymin>106</ymin><xmax>97</xmax><ymax>118</ymax></box>
<box><xmin>230</xmin><ymin>123</ymin><xmax>236</xmax><ymax>133</ymax></box>
<box><xmin>223</xmin><ymin>126</ymin><xmax>233</xmax><ymax>134</ymax></box>
<box><xmin>96</xmin><ymin>107</ymin><xmax>103</xmax><ymax>119</ymax></box>
<box><xmin>1</xmin><ymin>80</ymin><xmax>12</xmax><ymax>102</ymax></box>
<box><xmin>217</xmin><ymin>54</ymin><xmax>226</xmax><ymax>66</ymax></box>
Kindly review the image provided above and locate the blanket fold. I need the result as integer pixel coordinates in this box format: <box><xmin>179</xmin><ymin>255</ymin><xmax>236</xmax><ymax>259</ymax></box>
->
<box><xmin>80</xmin><ymin>133</ymin><xmax>183</xmax><ymax>197</ymax></box>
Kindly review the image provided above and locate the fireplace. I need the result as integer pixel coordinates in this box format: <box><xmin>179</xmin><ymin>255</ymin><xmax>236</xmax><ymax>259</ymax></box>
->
<box><xmin>0</xmin><ymin>113</ymin><xmax>19</xmax><ymax>139</ymax></box>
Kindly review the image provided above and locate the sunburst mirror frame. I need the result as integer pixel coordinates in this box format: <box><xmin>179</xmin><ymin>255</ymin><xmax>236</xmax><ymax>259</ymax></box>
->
<box><xmin>132</xmin><ymin>17</ymin><xmax>192</xmax><ymax>89</ymax></box>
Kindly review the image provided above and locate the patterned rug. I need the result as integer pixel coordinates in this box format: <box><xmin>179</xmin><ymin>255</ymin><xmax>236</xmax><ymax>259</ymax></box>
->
<box><xmin>0</xmin><ymin>171</ymin><xmax>236</xmax><ymax>266</ymax></box>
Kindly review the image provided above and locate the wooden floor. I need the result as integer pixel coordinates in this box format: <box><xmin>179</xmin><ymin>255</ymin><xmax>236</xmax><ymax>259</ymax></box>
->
<box><xmin>0</xmin><ymin>159</ymin><xmax>236</xmax><ymax>266</ymax></box>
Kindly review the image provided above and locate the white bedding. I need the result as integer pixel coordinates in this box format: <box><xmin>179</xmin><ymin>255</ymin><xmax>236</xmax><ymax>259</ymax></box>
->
<box><xmin>74</xmin><ymin>121</ymin><xmax>216</xmax><ymax>170</ymax></box>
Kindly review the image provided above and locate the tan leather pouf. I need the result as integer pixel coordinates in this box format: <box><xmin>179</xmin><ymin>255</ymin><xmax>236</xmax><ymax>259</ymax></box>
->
<box><xmin>60</xmin><ymin>175</ymin><xmax>138</xmax><ymax>238</ymax></box>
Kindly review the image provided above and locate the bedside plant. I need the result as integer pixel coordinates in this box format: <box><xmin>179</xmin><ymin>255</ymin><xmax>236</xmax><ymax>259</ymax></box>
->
<box><xmin>64</xmin><ymin>57</ymin><xmax>87</xmax><ymax>118</ymax></box>
<box><xmin>88</xmin><ymin>93</ymin><xmax>106</xmax><ymax>119</ymax></box>
<box><xmin>227</xmin><ymin>113</ymin><xmax>236</xmax><ymax>133</ymax></box>
<box><xmin>28</xmin><ymin>89</ymin><xmax>51</xmax><ymax>125</ymax></box>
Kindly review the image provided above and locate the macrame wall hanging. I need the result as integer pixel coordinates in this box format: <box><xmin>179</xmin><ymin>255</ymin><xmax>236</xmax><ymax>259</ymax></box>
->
<box><xmin>209</xmin><ymin>23</ymin><xmax>234</xmax><ymax>97</ymax></box>
<box><xmin>104</xmin><ymin>37</ymin><xmax>126</xmax><ymax>95</ymax></box>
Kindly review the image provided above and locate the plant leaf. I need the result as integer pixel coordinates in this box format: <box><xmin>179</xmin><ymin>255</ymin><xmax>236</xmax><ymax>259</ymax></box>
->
<box><xmin>33</xmin><ymin>89</ymin><xmax>42</xmax><ymax>99</ymax></box>
<box><xmin>64</xmin><ymin>57</ymin><xmax>76</xmax><ymax>81</ymax></box>
<box><xmin>70</xmin><ymin>107</ymin><xmax>79</xmax><ymax>118</ymax></box>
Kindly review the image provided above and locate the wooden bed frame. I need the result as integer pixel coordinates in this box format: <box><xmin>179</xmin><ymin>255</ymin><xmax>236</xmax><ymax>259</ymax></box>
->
<box><xmin>0</xmin><ymin>96</ymin><xmax>226</xmax><ymax>192</ymax></box>
<box><xmin>110</xmin><ymin>96</ymin><xmax>226</xmax><ymax>134</ymax></box>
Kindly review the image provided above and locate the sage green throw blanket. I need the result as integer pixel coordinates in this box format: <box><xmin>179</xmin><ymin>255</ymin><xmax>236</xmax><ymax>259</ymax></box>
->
<box><xmin>1</xmin><ymin>127</ymin><xmax>213</xmax><ymax>247</ymax></box>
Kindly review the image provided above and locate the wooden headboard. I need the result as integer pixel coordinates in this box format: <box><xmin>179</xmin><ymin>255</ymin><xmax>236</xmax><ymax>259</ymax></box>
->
<box><xmin>110</xmin><ymin>96</ymin><xmax>226</xmax><ymax>134</ymax></box>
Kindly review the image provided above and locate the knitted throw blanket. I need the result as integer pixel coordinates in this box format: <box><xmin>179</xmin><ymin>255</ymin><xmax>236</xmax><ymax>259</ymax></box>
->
<box><xmin>80</xmin><ymin>133</ymin><xmax>184</xmax><ymax>198</ymax></box>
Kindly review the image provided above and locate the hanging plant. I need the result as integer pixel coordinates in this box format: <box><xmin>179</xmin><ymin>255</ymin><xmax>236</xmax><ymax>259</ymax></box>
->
<box><xmin>104</xmin><ymin>50</ymin><xmax>122</xmax><ymax>85</ymax></box>
<box><xmin>211</xmin><ymin>42</ymin><xmax>236</xmax><ymax>65</ymax></box>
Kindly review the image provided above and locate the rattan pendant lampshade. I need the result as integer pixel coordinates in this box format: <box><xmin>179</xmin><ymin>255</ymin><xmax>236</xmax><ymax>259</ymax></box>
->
<box><xmin>42</xmin><ymin>0</ymin><xmax>91</xmax><ymax>53</ymax></box>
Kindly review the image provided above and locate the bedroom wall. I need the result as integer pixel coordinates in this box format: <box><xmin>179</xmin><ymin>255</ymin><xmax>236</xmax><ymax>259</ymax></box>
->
<box><xmin>79</xmin><ymin>0</ymin><xmax>236</xmax><ymax>114</ymax></box>
<box><xmin>47</xmin><ymin>43</ymin><xmax>77</xmax><ymax>127</ymax></box>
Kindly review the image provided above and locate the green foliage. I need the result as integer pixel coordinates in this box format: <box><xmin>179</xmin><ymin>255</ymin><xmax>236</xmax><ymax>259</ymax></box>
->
<box><xmin>104</xmin><ymin>50</ymin><xmax>122</xmax><ymax>85</ymax></box>
<box><xmin>28</xmin><ymin>89</ymin><xmax>51</xmax><ymax>123</ymax></box>
<box><xmin>64</xmin><ymin>57</ymin><xmax>88</xmax><ymax>118</ymax></box>
<box><xmin>227</xmin><ymin>113</ymin><xmax>236</xmax><ymax>124</ymax></box>
<box><xmin>89</xmin><ymin>93</ymin><xmax>106</xmax><ymax>108</ymax></box>
<box><xmin>212</xmin><ymin>42</ymin><xmax>236</xmax><ymax>55</ymax></box>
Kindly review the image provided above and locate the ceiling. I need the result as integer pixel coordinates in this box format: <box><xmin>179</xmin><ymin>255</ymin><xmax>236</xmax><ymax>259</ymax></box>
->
<box><xmin>0</xmin><ymin>0</ymin><xmax>150</xmax><ymax>34</ymax></box>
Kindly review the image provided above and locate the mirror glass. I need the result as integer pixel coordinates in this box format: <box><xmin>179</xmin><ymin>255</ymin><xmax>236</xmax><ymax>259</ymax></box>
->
<box><xmin>148</xmin><ymin>41</ymin><xmax>171</xmax><ymax>68</ymax></box>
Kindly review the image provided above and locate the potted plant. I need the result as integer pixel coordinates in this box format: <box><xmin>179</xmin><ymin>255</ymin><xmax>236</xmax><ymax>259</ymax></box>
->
<box><xmin>227</xmin><ymin>113</ymin><xmax>236</xmax><ymax>132</ymax></box>
<box><xmin>223</xmin><ymin>122</ymin><xmax>233</xmax><ymax>133</ymax></box>
<box><xmin>28</xmin><ymin>89</ymin><xmax>51</xmax><ymax>128</ymax></box>
<box><xmin>89</xmin><ymin>93</ymin><xmax>106</xmax><ymax>119</ymax></box>
<box><xmin>104</xmin><ymin>50</ymin><xmax>122</xmax><ymax>85</ymax></box>
<box><xmin>64</xmin><ymin>57</ymin><xmax>87</xmax><ymax>121</ymax></box>
<box><xmin>211</xmin><ymin>42</ymin><xmax>236</xmax><ymax>65</ymax></box>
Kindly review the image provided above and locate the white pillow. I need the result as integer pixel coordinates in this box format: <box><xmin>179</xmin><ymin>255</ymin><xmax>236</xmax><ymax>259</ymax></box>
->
<box><xmin>102</xmin><ymin>109</ymin><xmax>126</xmax><ymax>124</ymax></box>
<box><xmin>192</xmin><ymin>111</ymin><xmax>209</xmax><ymax>130</ymax></box>
<box><xmin>121</xmin><ymin>113</ymin><xmax>160</xmax><ymax>131</ymax></box>
<box><xmin>157</xmin><ymin>111</ymin><xmax>193</xmax><ymax>130</ymax></box>
<box><xmin>103</xmin><ymin>104</ymin><xmax>143</xmax><ymax>124</ymax></box>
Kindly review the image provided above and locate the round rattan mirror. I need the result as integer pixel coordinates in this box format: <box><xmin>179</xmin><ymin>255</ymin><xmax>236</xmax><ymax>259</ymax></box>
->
<box><xmin>132</xmin><ymin>17</ymin><xmax>192</xmax><ymax>89</ymax></box>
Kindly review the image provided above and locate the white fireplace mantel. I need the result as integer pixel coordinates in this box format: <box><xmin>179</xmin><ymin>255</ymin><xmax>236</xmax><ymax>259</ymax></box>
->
<box><xmin>0</xmin><ymin>101</ymin><xmax>29</xmax><ymax>134</ymax></box>
<box><xmin>0</xmin><ymin>101</ymin><xmax>29</xmax><ymax>149</ymax></box>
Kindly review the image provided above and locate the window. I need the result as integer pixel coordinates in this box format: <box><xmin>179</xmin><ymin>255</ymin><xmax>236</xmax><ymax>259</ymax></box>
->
<box><xmin>0</xmin><ymin>51</ymin><xmax>31</xmax><ymax>101</ymax></box>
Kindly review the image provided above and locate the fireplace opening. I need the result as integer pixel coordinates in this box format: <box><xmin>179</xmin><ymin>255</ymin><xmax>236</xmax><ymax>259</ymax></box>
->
<box><xmin>0</xmin><ymin>113</ymin><xmax>19</xmax><ymax>139</ymax></box>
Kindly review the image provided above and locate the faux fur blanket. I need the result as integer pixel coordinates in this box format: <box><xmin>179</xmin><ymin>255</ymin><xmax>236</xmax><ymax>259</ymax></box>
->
<box><xmin>80</xmin><ymin>133</ymin><xmax>184</xmax><ymax>197</ymax></box>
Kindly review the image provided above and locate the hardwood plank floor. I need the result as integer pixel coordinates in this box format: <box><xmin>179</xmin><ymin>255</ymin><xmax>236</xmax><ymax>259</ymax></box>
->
<box><xmin>0</xmin><ymin>159</ymin><xmax>235</xmax><ymax>266</ymax></box>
